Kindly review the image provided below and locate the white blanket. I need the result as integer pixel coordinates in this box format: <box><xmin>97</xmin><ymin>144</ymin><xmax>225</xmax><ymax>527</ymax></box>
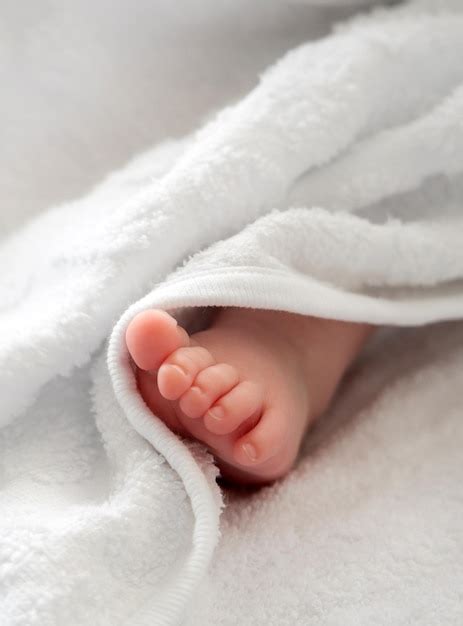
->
<box><xmin>1</xmin><ymin>1</ymin><xmax>463</xmax><ymax>624</ymax></box>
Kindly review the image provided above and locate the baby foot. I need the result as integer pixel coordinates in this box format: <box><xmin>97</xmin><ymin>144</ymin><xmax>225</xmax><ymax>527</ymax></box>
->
<box><xmin>126</xmin><ymin>308</ymin><xmax>372</xmax><ymax>484</ymax></box>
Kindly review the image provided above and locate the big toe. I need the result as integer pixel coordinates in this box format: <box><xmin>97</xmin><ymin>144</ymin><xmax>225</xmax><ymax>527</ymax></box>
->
<box><xmin>126</xmin><ymin>309</ymin><xmax>188</xmax><ymax>371</ymax></box>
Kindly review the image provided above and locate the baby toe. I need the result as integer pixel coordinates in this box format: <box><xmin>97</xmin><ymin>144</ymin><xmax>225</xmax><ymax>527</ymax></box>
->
<box><xmin>126</xmin><ymin>309</ymin><xmax>188</xmax><ymax>371</ymax></box>
<box><xmin>204</xmin><ymin>381</ymin><xmax>263</xmax><ymax>435</ymax></box>
<box><xmin>233</xmin><ymin>407</ymin><xmax>287</xmax><ymax>466</ymax></box>
<box><xmin>157</xmin><ymin>346</ymin><xmax>215</xmax><ymax>400</ymax></box>
<box><xmin>179</xmin><ymin>363</ymin><xmax>239</xmax><ymax>419</ymax></box>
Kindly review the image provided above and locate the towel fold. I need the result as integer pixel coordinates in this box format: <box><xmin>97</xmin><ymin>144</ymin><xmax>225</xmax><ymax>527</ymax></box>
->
<box><xmin>1</xmin><ymin>1</ymin><xmax>463</xmax><ymax>624</ymax></box>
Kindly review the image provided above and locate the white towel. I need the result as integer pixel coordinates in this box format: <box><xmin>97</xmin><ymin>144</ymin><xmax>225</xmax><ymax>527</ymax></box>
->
<box><xmin>1</xmin><ymin>1</ymin><xmax>463</xmax><ymax>624</ymax></box>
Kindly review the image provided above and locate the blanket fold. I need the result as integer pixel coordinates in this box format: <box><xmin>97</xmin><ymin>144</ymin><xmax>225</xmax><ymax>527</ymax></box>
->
<box><xmin>1</xmin><ymin>1</ymin><xmax>463</xmax><ymax>624</ymax></box>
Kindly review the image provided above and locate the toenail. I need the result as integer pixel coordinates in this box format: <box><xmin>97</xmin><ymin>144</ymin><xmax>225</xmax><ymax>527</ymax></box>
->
<box><xmin>168</xmin><ymin>364</ymin><xmax>187</xmax><ymax>376</ymax></box>
<box><xmin>159</xmin><ymin>364</ymin><xmax>185</xmax><ymax>379</ymax></box>
<box><xmin>242</xmin><ymin>443</ymin><xmax>258</xmax><ymax>462</ymax></box>
<box><xmin>207</xmin><ymin>407</ymin><xmax>224</xmax><ymax>421</ymax></box>
<box><xmin>161</xmin><ymin>310</ymin><xmax>177</xmax><ymax>325</ymax></box>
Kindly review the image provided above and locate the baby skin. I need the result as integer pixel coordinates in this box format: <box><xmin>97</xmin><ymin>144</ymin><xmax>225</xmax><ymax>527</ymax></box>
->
<box><xmin>126</xmin><ymin>308</ymin><xmax>372</xmax><ymax>485</ymax></box>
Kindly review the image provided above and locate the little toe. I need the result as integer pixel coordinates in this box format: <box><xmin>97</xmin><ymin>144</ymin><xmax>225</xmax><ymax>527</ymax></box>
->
<box><xmin>157</xmin><ymin>346</ymin><xmax>215</xmax><ymax>400</ymax></box>
<box><xmin>125</xmin><ymin>309</ymin><xmax>188</xmax><ymax>371</ymax></box>
<box><xmin>233</xmin><ymin>407</ymin><xmax>287</xmax><ymax>466</ymax></box>
<box><xmin>204</xmin><ymin>381</ymin><xmax>263</xmax><ymax>435</ymax></box>
<box><xmin>178</xmin><ymin>363</ymin><xmax>239</xmax><ymax>419</ymax></box>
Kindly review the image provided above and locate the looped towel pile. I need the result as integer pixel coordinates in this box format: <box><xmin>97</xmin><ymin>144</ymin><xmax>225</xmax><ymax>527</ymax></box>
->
<box><xmin>1</xmin><ymin>1</ymin><xmax>462</xmax><ymax>624</ymax></box>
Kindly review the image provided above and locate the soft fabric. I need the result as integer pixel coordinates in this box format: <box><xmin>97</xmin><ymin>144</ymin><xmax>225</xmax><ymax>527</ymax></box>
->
<box><xmin>1</xmin><ymin>1</ymin><xmax>463</xmax><ymax>624</ymax></box>
<box><xmin>0</xmin><ymin>0</ymin><xmax>344</xmax><ymax>237</ymax></box>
